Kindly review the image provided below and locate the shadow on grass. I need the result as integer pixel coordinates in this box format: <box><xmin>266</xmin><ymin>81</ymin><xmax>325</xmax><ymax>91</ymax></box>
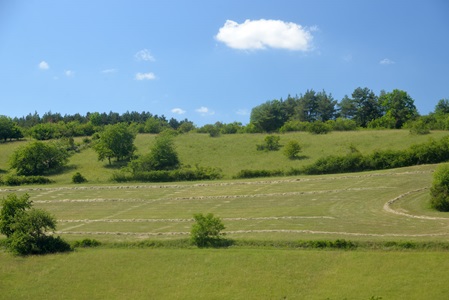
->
<box><xmin>289</xmin><ymin>155</ymin><xmax>309</xmax><ymax>161</ymax></box>
<box><xmin>46</xmin><ymin>164</ymin><xmax>77</xmax><ymax>176</ymax></box>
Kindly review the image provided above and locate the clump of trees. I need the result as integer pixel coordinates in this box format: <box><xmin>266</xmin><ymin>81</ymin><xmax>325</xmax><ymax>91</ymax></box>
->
<box><xmin>0</xmin><ymin>193</ymin><xmax>71</xmax><ymax>255</ymax></box>
<box><xmin>114</xmin><ymin>133</ymin><xmax>222</xmax><ymax>182</ymax></box>
<box><xmin>0</xmin><ymin>115</ymin><xmax>23</xmax><ymax>142</ymax></box>
<box><xmin>249</xmin><ymin>87</ymin><xmax>419</xmax><ymax>132</ymax></box>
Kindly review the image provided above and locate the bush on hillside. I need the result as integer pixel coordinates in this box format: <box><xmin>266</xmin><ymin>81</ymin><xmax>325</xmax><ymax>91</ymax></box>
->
<box><xmin>190</xmin><ymin>213</ymin><xmax>226</xmax><ymax>247</ymax></box>
<box><xmin>9</xmin><ymin>141</ymin><xmax>70</xmax><ymax>176</ymax></box>
<box><xmin>1</xmin><ymin>175</ymin><xmax>53</xmax><ymax>186</ymax></box>
<box><xmin>112</xmin><ymin>165</ymin><xmax>222</xmax><ymax>183</ymax></box>
<box><xmin>283</xmin><ymin>140</ymin><xmax>302</xmax><ymax>160</ymax></box>
<box><xmin>72</xmin><ymin>172</ymin><xmax>87</xmax><ymax>184</ymax></box>
<box><xmin>430</xmin><ymin>164</ymin><xmax>449</xmax><ymax>212</ymax></box>
<box><xmin>256</xmin><ymin>135</ymin><xmax>281</xmax><ymax>151</ymax></box>
<box><xmin>234</xmin><ymin>169</ymin><xmax>284</xmax><ymax>179</ymax></box>
<box><xmin>308</xmin><ymin>121</ymin><xmax>331</xmax><ymax>134</ymax></box>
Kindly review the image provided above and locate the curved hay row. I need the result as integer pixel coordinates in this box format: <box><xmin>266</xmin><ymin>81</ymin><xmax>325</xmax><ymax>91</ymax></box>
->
<box><xmin>383</xmin><ymin>188</ymin><xmax>449</xmax><ymax>220</ymax></box>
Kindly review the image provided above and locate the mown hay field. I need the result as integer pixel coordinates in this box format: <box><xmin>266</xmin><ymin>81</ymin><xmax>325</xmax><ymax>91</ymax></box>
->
<box><xmin>1</xmin><ymin>164</ymin><xmax>448</xmax><ymax>243</ymax></box>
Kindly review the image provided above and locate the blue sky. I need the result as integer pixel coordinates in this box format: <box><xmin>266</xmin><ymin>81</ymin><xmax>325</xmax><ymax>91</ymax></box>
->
<box><xmin>1</xmin><ymin>0</ymin><xmax>448</xmax><ymax>126</ymax></box>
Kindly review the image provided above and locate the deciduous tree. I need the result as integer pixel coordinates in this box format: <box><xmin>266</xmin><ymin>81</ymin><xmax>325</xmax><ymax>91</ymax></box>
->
<box><xmin>9</xmin><ymin>141</ymin><xmax>69</xmax><ymax>175</ymax></box>
<box><xmin>93</xmin><ymin>123</ymin><xmax>136</xmax><ymax>164</ymax></box>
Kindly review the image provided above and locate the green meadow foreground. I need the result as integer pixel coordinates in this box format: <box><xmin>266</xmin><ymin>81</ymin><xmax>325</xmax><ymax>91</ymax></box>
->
<box><xmin>2</xmin><ymin>248</ymin><xmax>449</xmax><ymax>300</ymax></box>
<box><xmin>2</xmin><ymin>131</ymin><xmax>449</xmax><ymax>299</ymax></box>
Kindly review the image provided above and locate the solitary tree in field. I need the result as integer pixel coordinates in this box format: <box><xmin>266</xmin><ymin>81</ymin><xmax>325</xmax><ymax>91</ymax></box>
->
<box><xmin>93</xmin><ymin>123</ymin><xmax>136</xmax><ymax>164</ymax></box>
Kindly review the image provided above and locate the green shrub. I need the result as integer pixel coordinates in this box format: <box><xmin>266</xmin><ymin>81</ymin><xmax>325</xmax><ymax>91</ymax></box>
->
<box><xmin>112</xmin><ymin>166</ymin><xmax>222</xmax><ymax>183</ymax></box>
<box><xmin>308</xmin><ymin>121</ymin><xmax>331</xmax><ymax>134</ymax></box>
<box><xmin>430</xmin><ymin>164</ymin><xmax>449</xmax><ymax>211</ymax></box>
<box><xmin>327</xmin><ymin>118</ymin><xmax>358</xmax><ymax>131</ymax></box>
<box><xmin>302</xmin><ymin>153</ymin><xmax>365</xmax><ymax>175</ymax></box>
<box><xmin>234</xmin><ymin>169</ymin><xmax>284</xmax><ymax>179</ymax></box>
<box><xmin>256</xmin><ymin>135</ymin><xmax>281</xmax><ymax>151</ymax></box>
<box><xmin>3</xmin><ymin>175</ymin><xmax>53</xmax><ymax>186</ymax></box>
<box><xmin>72</xmin><ymin>172</ymin><xmax>87</xmax><ymax>184</ymax></box>
<box><xmin>283</xmin><ymin>140</ymin><xmax>302</xmax><ymax>159</ymax></box>
<box><xmin>279</xmin><ymin>120</ymin><xmax>310</xmax><ymax>132</ymax></box>
<box><xmin>190</xmin><ymin>213</ymin><xmax>226</xmax><ymax>247</ymax></box>
<box><xmin>72</xmin><ymin>238</ymin><xmax>102</xmax><ymax>248</ymax></box>
<box><xmin>0</xmin><ymin>193</ymin><xmax>71</xmax><ymax>255</ymax></box>
<box><xmin>408</xmin><ymin>119</ymin><xmax>430</xmax><ymax>135</ymax></box>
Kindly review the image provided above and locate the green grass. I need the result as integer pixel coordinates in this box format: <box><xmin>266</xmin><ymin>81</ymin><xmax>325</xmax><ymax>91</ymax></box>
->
<box><xmin>1</xmin><ymin>130</ymin><xmax>449</xmax><ymax>183</ymax></box>
<box><xmin>2</xmin><ymin>130</ymin><xmax>449</xmax><ymax>299</ymax></box>
<box><xmin>1</xmin><ymin>248</ymin><xmax>449</xmax><ymax>299</ymax></box>
<box><xmin>1</xmin><ymin>164</ymin><xmax>448</xmax><ymax>243</ymax></box>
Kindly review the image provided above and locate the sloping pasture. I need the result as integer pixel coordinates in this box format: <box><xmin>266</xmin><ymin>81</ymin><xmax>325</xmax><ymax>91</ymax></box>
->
<box><xmin>2</xmin><ymin>164</ymin><xmax>448</xmax><ymax>243</ymax></box>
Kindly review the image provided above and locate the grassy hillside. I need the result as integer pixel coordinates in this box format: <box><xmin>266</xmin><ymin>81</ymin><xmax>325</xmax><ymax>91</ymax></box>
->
<box><xmin>2</xmin><ymin>131</ymin><xmax>449</xmax><ymax>299</ymax></box>
<box><xmin>1</xmin><ymin>164</ymin><xmax>447</xmax><ymax>243</ymax></box>
<box><xmin>1</xmin><ymin>130</ymin><xmax>448</xmax><ymax>184</ymax></box>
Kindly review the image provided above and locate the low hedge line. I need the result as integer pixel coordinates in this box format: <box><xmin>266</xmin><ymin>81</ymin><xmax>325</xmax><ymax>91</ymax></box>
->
<box><xmin>236</xmin><ymin>136</ymin><xmax>449</xmax><ymax>178</ymax></box>
<box><xmin>111</xmin><ymin>166</ymin><xmax>223</xmax><ymax>182</ymax></box>
<box><xmin>0</xmin><ymin>175</ymin><xmax>53</xmax><ymax>186</ymax></box>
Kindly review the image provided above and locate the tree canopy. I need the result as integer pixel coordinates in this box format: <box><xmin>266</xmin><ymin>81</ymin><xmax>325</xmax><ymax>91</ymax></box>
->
<box><xmin>93</xmin><ymin>123</ymin><xmax>137</xmax><ymax>164</ymax></box>
<box><xmin>9</xmin><ymin>141</ymin><xmax>69</xmax><ymax>175</ymax></box>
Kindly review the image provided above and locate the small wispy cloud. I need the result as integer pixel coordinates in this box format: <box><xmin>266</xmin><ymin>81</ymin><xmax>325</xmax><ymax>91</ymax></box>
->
<box><xmin>380</xmin><ymin>58</ymin><xmax>395</xmax><ymax>65</ymax></box>
<box><xmin>196</xmin><ymin>106</ymin><xmax>215</xmax><ymax>116</ymax></box>
<box><xmin>38</xmin><ymin>61</ymin><xmax>49</xmax><ymax>70</ymax></box>
<box><xmin>236</xmin><ymin>109</ymin><xmax>249</xmax><ymax>116</ymax></box>
<box><xmin>215</xmin><ymin>19</ymin><xmax>313</xmax><ymax>51</ymax></box>
<box><xmin>101</xmin><ymin>68</ymin><xmax>117</xmax><ymax>74</ymax></box>
<box><xmin>64</xmin><ymin>70</ymin><xmax>74</xmax><ymax>77</ymax></box>
<box><xmin>135</xmin><ymin>49</ymin><xmax>155</xmax><ymax>62</ymax></box>
<box><xmin>171</xmin><ymin>108</ymin><xmax>186</xmax><ymax>115</ymax></box>
<box><xmin>135</xmin><ymin>72</ymin><xmax>156</xmax><ymax>80</ymax></box>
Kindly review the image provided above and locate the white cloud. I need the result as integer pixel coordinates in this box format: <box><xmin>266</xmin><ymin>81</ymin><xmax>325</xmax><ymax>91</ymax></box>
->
<box><xmin>135</xmin><ymin>49</ymin><xmax>155</xmax><ymax>61</ymax></box>
<box><xmin>135</xmin><ymin>72</ymin><xmax>156</xmax><ymax>80</ymax></box>
<box><xmin>64</xmin><ymin>70</ymin><xmax>74</xmax><ymax>77</ymax></box>
<box><xmin>38</xmin><ymin>61</ymin><xmax>49</xmax><ymax>70</ymax></box>
<box><xmin>171</xmin><ymin>108</ymin><xmax>186</xmax><ymax>115</ymax></box>
<box><xmin>101</xmin><ymin>68</ymin><xmax>117</xmax><ymax>74</ymax></box>
<box><xmin>380</xmin><ymin>58</ymin><xmax>395</xmax><ymax>65</ymax></box>
<box><xmin>215</xmin><ymin>19</ymin><xmax>313</xmax><ymax>51</ymax></box>
<box><xmin>195</xmin><ymin>106</ymin><xmax>215</xmax><ymax>116</ymax></box>
<box><xmin>236</xmin><ymin>109</ymin><xmax>249</xmax><ymax>115</ymax></box>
